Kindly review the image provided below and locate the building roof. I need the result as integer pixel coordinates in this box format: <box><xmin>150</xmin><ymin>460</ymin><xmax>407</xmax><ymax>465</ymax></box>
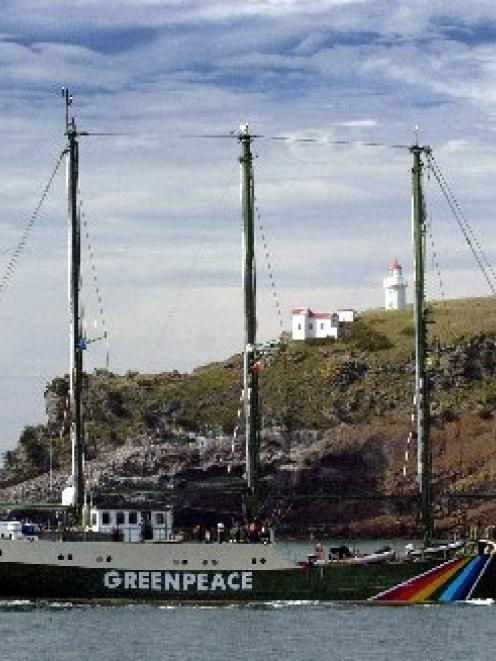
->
<box><xmin>292</xmin><ymin>308</ymin><xmax>338</xmax><ymax>319</ymax></box>
<box><xmin>312</xmin><ymin>312</ymin><xmax>337</xmax><ymax>319</ymax></box>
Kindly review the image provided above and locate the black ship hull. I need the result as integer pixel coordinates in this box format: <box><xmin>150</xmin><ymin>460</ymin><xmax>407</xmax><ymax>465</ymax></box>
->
<box><xmin>1</xmin><ymin>539</ymin><xmax>493</xmax><ymax>603</ymax></box>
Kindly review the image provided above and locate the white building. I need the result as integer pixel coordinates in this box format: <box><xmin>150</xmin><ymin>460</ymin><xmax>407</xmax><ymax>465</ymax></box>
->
<box><xmin>337</xmin><ymin>309</ymin><xmax>357</xmax><ymax>324</ymax></box>
<box><xmin>383</xmin><ymin>259</ymin><xmax>407</xmax><ymax>310</ymax></box>
<box><xmin>292</xmin><ymin>308</ymin><xmax>339</xmax><ymax>340</ymax></box>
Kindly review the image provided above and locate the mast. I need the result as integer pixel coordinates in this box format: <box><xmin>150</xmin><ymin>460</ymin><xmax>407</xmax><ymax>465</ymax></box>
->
<box><xmin>63</xmin><ymin>88</ymin><xmax>85</xmax><ymax>519</ymax></box>
<box><xmin>239</xmin><ymin>124</ymin><xmax>260</xmax><ymax>520</ymax></box>
<box><xmin>410</xmin><ymin>143</ymin><xmax>432</xmax><ymax>547</ymax></box>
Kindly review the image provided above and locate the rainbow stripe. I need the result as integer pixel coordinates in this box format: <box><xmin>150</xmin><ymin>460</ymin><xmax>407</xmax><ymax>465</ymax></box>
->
<box><xmin>370</xmin><ymin>556</ymin><xmax>478</xmax><ymax>603</ymax></box>
<box><xmin>439</xmin><ymin>555</ymin><xmax>489</xmax><ymax>601</ymax></box>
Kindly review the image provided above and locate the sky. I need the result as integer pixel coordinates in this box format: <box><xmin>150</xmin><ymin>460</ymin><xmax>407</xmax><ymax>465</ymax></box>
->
<box><xmin>1</xmin><ymin>0</ymin><xmax>496</xmax><ymax>456</ymax></box>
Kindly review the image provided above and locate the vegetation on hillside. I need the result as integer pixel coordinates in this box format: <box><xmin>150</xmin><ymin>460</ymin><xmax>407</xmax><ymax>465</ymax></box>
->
<box><xmin>2</xmin><ymin>296</ymin><xmax>496</xmax><ymax>483</ymax></box>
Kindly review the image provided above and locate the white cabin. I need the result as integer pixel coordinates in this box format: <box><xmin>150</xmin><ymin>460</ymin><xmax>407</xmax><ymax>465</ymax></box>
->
<box><xmin>89</xmin><ymin>506</ymin><xmax>174</xmax><ymax>543</ymax></box>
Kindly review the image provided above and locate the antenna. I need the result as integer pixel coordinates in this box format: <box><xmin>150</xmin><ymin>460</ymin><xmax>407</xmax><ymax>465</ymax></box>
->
<box><xmin>61</xmin><ymin>87</ymin><xmax>73</xmax><ymax>133</ymax></box>
<box><xmin>414</xmin><ymin>124</ymin><xmax>419</xmax><ymax>147</ymax></box>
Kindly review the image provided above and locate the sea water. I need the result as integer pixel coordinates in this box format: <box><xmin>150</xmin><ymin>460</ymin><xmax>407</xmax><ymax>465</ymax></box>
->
<box><xmin>0</xmin><ymin>599</ymin><xmax>494</xmax><ymax>661</ymax></box>
<box><xmin>0</xmin><ymin>540</ymin><xmax>494</xmax><ymax>661</ymax></box>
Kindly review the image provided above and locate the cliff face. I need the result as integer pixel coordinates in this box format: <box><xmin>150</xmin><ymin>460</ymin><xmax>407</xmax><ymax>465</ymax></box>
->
<box><xmin>2</xmin><ymin>297</ymin><xmax>496</xmax><ymax>538</ymax></box>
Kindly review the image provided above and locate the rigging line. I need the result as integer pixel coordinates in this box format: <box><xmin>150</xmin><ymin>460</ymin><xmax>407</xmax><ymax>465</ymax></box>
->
<box><xmin>150</xmin><ymin>159</ymin><xmax>239</xmax><ymax>370</ymax></box>
<box><xmin>408</xmin><ymin>211</ymin><xmax>454</xmax><ymax>480</ymax></box>
<box><xmin>428</xmin><ymin>155</ymin><xmax>496</xmax><ymax>290</ymax></box>
<box><xmin>427</xmin><ymin>156</ymin><xmax>496</xmax><ymax>297</ymax></box>
<box><xmin>0</xmin><ymin>149</ymin><xmax>66</xmax><ymax>305</ymax></box>
<box><xmin>55</xmin><ymin>390</ymin><xmax>71</xmax><ymax>443</ymax></box>
<box><xmin>180</xmin><ymin>134</ymin><xmax>410</xmax><ymax>150</ymax></box>
<box><xmin>79</xmin><ymin>197</ymin><xmax>110</xmax><ymax>369</ymax></box>
<box><xmin>229</xmin><ymin>391</ymin><xmax>244</xmax><ymax>474</ymax></box>
<box><xmin>429</xmin><ymin>155</ymin><xmax>496</xmax><ymax>285</ymax></box>
<box><xmin>426</xmin><ymin>211</ymin><xmax>453</xmax><ymax>339</ymax></box>
<box><xmin>254</xmin><ymin>200</ymin><xmax>285</xmax><ymax>338</ymax></box>
<box><xmin>148</xmin><ymin>214</ymin><xmax>220</xmax><ymax>366</ymax></box>
<box><xmin>264</xmin><ymin>136</ymin><xmax>410</xmax><ymax>150</ymax></box>
<box><xmin>253</xmin><ymin>197</ymin><xmax>295</xmax><ymax>475</ymax></box>
<box><xmin>230</xmin><ymin>197</ymin><xmax>285</xmax><ymax>468</ymax></box>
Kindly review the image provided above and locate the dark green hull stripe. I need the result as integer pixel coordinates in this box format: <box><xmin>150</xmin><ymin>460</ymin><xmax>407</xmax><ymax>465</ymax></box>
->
<box><xmin>0</xmin><ymin>561</ymin><xmax>447</xmax><ymax>602</ymax></box>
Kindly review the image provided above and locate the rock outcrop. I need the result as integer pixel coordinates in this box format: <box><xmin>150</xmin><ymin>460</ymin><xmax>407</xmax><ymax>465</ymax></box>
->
<box><xmin>2</xmin><ymin>298</ymin><xmax>496</xmax><ymax>538</ymax></box>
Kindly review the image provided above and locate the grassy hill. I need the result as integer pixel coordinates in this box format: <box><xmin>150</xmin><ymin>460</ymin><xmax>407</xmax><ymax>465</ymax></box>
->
<box><xmin>2</xmin><ymin>295</ymin><xmax>496</xmax><ymax>537</ymax></box>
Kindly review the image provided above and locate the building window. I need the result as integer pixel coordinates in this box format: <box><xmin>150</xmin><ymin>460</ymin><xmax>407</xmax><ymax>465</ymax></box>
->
<box><xmin>155</xmin><ymin>513</ymin><xmax>165</xmax><ymax>525</ymax></box>
<box><xmin>252</xmin><ymin>558</ymin><xmax>257</xmax><ymax>564</ymax></box>
<box><xmin>102</xmin><ymin>512</ymin><xmax>110</xmax><ymax>525</ymax></box>
<box><xmin>116</xmin><ymin>511</ymin><xmax>125</xmax><ymax>525</ymax></box>
<box><xmin>297</xmin><ymin>323</ymin><xmax>301</xmax><ymax>330</ymax></box>
<box><xmin>68</xmin><ymin>554</ymin><xmax>73</xmax><ymax>561</ymax></box>
<box><xmin>106</xmin><ymin>556</ymin><xmax>112</xmax><ymax>562</ymax></box>
<box><xmin>320</xmin><ymin>323</ymin><xmax>324</xmax><ymax>329</ymax></box>
<box><xmin>91</xmin><ymin>513</ymin><xmax>97</xmax><ymax>526</ymax></box>
<box><xmin>129</xmin><ymin>512</ymin><xmax>138</xmax><ymax>525</ymax></box>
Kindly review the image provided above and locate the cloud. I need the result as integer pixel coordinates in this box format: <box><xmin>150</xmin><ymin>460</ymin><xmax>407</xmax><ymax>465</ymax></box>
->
<box><xmin>1</xmin><ymin>1</ymin><xmax>496</xmax><ymax>455</ymax></box>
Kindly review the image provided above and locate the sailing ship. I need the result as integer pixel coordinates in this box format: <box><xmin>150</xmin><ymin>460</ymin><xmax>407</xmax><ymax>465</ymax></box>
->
<box><xmin>0</xmin><ymin>96</ymin><xmax>495</xmax><ymax>604</ymax></box>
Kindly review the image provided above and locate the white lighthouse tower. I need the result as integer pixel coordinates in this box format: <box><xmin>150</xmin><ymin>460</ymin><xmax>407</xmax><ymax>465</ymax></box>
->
<box><xmin>383</xmin><ymin>259</ymin><xmax>407</xmax><ymax>310</ymax></box>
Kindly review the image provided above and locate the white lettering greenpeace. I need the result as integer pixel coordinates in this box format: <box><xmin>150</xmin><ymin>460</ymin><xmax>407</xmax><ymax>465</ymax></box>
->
<box><xmin>104</xmin><ymin>570</ymin><xmax>122</xmax><ymax>589</ymax></box>
<box><xmin>103</xmin><ymin>570</ymin><xmax>253</xmax><ymax>593</ymax></box>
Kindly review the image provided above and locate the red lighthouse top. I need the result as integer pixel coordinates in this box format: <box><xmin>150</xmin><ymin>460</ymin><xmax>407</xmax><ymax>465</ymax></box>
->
<box><xmin>390</xmin><ymin>259</ymin><xmax>402</xmax><ymax>271</ymax></box>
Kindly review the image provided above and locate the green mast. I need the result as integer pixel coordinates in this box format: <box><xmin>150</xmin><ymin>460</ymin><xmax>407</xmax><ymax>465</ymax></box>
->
<box><xmin>410</xmin><ymin>143</ymin><xmax>432</xmax><ymax>547</ymax></box>
<box><xmin>239</xmin><ymin>124</ymin><xmax>260</xmax><ymax>520</ymax></box>
<box><xmin>63</xmin><ymin>88</ymin><xmax>85</xmax><ymax>521</ymax></box>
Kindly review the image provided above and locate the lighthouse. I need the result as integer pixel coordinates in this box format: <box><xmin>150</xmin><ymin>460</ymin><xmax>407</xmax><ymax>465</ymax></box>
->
<box><xmin>383</xmin><ymin>259</ymin><xmax>407</xmax><ymax>310</ymax></box>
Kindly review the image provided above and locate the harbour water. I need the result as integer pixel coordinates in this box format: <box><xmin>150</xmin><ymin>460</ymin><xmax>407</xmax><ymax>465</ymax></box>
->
<box><xmin>0</xmin><ymin>598</ymin><xmax>494</xmax><ymax>660</ymax></box>
<box><xmin>1</xmin><ymin>540</ymin><xmax>494</xmax><ymax>660</ymax></box>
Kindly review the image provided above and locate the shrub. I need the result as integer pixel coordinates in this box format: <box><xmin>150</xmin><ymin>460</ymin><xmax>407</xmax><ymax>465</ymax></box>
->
<box><xmin>399</xmin><ymin>324</ymin><xmax>414</xmax><ymax>337</ymax></box>
<box><xmin>346</xmin><ymin>320</ymin><xmax>393</xmax><ymax>352</ymax></box>
<box><xmin>19</xmin><ymin>426</ymin><xmax>49</xmax><ymax>466</ymax></box>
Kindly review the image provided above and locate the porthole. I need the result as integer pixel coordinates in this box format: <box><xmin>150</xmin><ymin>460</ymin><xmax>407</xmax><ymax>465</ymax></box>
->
<box><xmin>173</xmin><ymin>559</ymin><xmax>180</xmax><ymax>566</ymax></box>
<box><xmin>212</xmin><ymin>559</ymin><xmax>218</xmax><ymax>566</ymax></box>
<box><xmin>106</xmin><ymin>556</ymin><xmax>112</xmax><ymax>562</ymax></box>
<box><xmin>58</xmin><ymin>554</ymin><xmax>64</xmax><ymax>560</ymax></box>
<box><xmin>181</xmin><ymin>559</ymin><xmax>188</xmax><ymax>565</ymax></box>
<box><xmin>260</xmin><ymin>558</ymin><xmax>266</xmax><ymax>565</ymax></box>
<box><xmin>202</xmin><ymin>559</ymin><xmax>208</xmax><ymax>566</ymax></box>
